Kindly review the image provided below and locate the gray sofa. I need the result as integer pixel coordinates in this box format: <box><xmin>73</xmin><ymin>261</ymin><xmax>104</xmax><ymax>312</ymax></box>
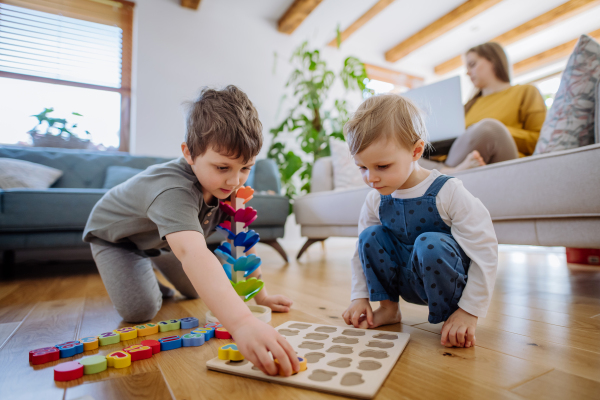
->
<box><xmin>0</xmin><ymin>146</ymin><xmax>289</xmax><ymax>277</ymax></box>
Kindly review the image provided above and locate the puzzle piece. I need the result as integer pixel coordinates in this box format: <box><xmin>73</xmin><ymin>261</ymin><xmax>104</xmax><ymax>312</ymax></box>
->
<box><xmin>114</xmin><ymin>327</ymin><xmax>137</xmax><ymax>341</ymax></box>
<box><xmin>134</xmin><ymin>323</ymin><xmax>159</xmax><ymax>336</ymax></box>
<box><xmin>231</xmin><ymin>277</ymin><xmax>264</xmax><ymax>301</ymax></box>
<box><xmin>98</xmin><ymin>331</ymin><xmax>120</xmax><ymax>346</ymax></box>
<box><xmin>106</xmin><ymin>350</ymin><xmax>132</xmax><ymax>368</ymax></box>
<box><xmin>79</xmin><ymin>336</ymin><xmax>99</xmax><ymax>351</ymax></box>
<box><xmin>182</xmin><ymin>333</ymin><xmax>205</xmax><ymax>347</ymax></box>
<box><xmin>79</xmin><ymin>355</ymin><xmax>107</xmax><ymax>375</ymax></box>
<box><xmin>215</xmin><ymin>327</ymin><xmax>232</xmax><ymax>339</ymax></box>
<box><xmin>158</xmin><ymin>335</ymin><xmax>182</xmax><ymax>351</ymax></box>
<box><xmin>191</xmin><ymin>328</ymin><xmax>215</xmax><ymax>340</ymax></box>
<box><xmin>123</xmin><ymin>344</ymin><xmax>153</xmax><ymax>361</ymax></box>
<box><xmin>218</xmin><ymin>343</ymin><xmax>244</xmax><ymax>361</ymax></box>
<box><xmin>29</xmin><ymin>347</ymin><xmax>60</xmax><ymax>365</ymax></box>
<box><xmin>234</xmin><ymin>207</ymin><xmax>257</xmax><ymax>228</ymax></box>
<box><xmin>275</xmin><ymin>356</ymin><xmax>308</xmax><ymax>376</ymax></box>
<box><xmin>141</xmin><ymin>339</ymin><xmax>161</xmax><ymax>354</ymax></box>
<box><xmin>236</xmin><ymin>186</ymin><xmax>254</xmax><ymax>204</ymax></box>
<box><xmin>55</xmin><ymin>341</ymin><xmax>84</xmax><ymax>358</ymax></box>
<box><xmin>54</xmin><ymin>361</ymin><xmax>83</xmax><ymax>381</ymax></box>
<box><xmin>179</xmin><ymin>317</ymin><xmax>199</xmax><ymax>329</ymax></box>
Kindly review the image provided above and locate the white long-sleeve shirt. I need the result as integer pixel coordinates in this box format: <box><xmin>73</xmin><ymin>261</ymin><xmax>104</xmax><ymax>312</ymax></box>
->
<box><xmin>351</xmin><ymin>169</ymin><xmax>498</xmax><ymax>318</ymax></box>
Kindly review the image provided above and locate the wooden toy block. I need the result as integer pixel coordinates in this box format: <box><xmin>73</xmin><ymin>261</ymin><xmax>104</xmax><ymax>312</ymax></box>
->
<box><xmin>234</xmin><ymin>207</ymin><xmax>257</xmax><ymax>228</ymax></box>
<box><xmin>217</xmin><ymin>343</ymin><xmax>244</xmax><ymax>361</ymax></box>
<box><xmin>182</xmin><ymin>333</ymin><xmax>205</xmax><ymax>347</ymax></box>
<box><xmin>79</xmin><ymin>355</ymin><xmax>107</xmax><ymax>375</ymax></box>
<box><xmin>54</xmin><ymin>361</ymin><xmax>84</xmax><ymax>382</ymax></box>
<box><xmin>123</xmin><ymin>344</ymin><xmax>153</xmax><ymax>361</ymax></box>
<box><xmin>141</xmin><ymin>339</ymin><xmax>161</xmax><ymax>354</ymax></box>
<box><xmin>55</xmin><ymin>341</ymin><xmax>84</xmax><ymax>358</ymax></box>
<box><xmin>179</xmin><ymin>317</ymin><xmax>199</xmax><ymax>329</ymax></box>
<box><xmin>98</xmin><ymin>331</ymin><xmax>121</xmax><ymax>346</ymax></box>
<box><xmin>135</xmin><ymin>323</ymin><xmax>159</xmax><ymax>336</ymax></box>
<box><xmin>236</xmin><ymin>186</ymin><xmax>254</xmax><ymax>204</ymax></box>
<box><xmin>158</xmin><ymin>335</ymin><xmax>182</xmax><ymax>351</ymax></box>
<box><xmin>114</xmin><ymin>327</ymin><xmax>138</xmax><ymax>341</ymax></box>
<box><xmin>203</xmin><ymin>322</ymin><xmax>222</xmax><ymax>329</ymax></box>
<box><xmin>29</xmin><ymin>347</ymin><xmax>59</xmax><ymax>365</ymax></box>
<box><xmin>79</xmin><ymin>336</ymin><xmax>99</xmax><ymax>351</ymax></box>
<box><xmin>106</xmin><ymin>350</ymin><xmax>132</xmax><ymax>369</ymax></box>
<box><xmin>275</xmin><ymin>356</ymin><xmax>308</xmax><ymax>376</ymax></box>
<box><xmin>158</xmin><ymin>319</ymin><xmax>180</xmax><ymax>332</ymax></box>
<box><xmin>191</xmin><ymin>328</ymin><xmax>215</xmax><ymax>340</ymax></box>
<box><xmin>215</xmin><ymin>327</ymin><xmax>232</xmax><ymax>339</ymax></box>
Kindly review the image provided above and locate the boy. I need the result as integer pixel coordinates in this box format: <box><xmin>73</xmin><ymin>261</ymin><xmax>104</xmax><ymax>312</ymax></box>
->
<box><xmin>84</xmin><ymin>85</ymin><xmax>299</xmax><ymax>375</ymax></box>
<box><xmin>341</xmin><ymin>94</ymin><xmax>498</xmax><ymax>348</ymax></box>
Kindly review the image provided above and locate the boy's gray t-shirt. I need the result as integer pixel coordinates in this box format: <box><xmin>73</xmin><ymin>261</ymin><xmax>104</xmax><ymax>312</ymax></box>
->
<box><xmin>83</xmin><ymin>157</ymin><xmax>226</xmax><ymax>252</ymax></box>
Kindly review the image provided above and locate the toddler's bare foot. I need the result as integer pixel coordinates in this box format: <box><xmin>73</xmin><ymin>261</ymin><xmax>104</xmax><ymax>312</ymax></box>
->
<box><xmin>358</xmin><ymin>300</ymin><xmax>402</xmax><ymax>329</ymax></box>
<box><xmin>441</xmin><ymin>151</ymin><xmax>486</xmax><ymax>174</ymax></box>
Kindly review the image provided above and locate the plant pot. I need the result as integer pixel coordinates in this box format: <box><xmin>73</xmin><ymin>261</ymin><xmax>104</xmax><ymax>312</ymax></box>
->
<box><xmin>205</xmin><ymin>305</ymin><xmax>271</xmax><ymax>324</ymax></box>
<box><xmin>30</xmin><ymin>133</ymin><xmax>91</xmax><ymax>150</ymax></box>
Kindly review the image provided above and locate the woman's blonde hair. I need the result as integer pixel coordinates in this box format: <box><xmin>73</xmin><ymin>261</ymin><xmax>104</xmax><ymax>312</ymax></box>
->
<box><xmin>344</xmin><ymin>93</ymin><xmax>429</xmax><ymax>156</ymax></box>
<box><xmin>464</xmin><ymin>42</ymin><xmax>511</xmax><ymax>114</ymax></box>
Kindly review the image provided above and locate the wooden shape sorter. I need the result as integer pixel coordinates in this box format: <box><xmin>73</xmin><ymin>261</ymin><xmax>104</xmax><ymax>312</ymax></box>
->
<box><xmin>206</xmin><ymin>321</ymin><xmax>410</xmax><ymax>399</ymax></box>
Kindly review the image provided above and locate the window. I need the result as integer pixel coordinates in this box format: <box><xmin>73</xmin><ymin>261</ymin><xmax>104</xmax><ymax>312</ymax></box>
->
<box><xmin>0</xmin><ymin>0</ymin><xmax>134</xmax><ymax>151</ymax></box>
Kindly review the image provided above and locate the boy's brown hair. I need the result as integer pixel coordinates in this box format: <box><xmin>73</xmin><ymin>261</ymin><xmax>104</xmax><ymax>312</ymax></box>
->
<box><xmin>344</xmin><ymin>93</ymin><xmax>429</xmax><ymax>156</ymax></box>
<box><xmin>184</xmin><ymin>85</ymin><xmax>263</xmax><ymax>162</ymax></box>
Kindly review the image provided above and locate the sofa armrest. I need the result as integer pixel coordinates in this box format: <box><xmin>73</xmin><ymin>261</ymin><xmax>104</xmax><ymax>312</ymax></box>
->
<box><xmin>311</xmin><ymin>157</ymin><xmax>334</xmax><ymax>193</ymax></box>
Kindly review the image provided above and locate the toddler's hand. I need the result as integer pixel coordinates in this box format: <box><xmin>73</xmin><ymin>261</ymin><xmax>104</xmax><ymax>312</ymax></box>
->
<box><xmin>440</xmin><ymin>307</ymin><xmax>477</xmax><ymax>348</ymax></box>
<box><xmin>230</xmin><ymin>317</ymin><xmax>300</xmax><ymax>376</ymax></box>
<box><xmin>256</xmin><ymin>294</ymin><xmax>293</xmax><ymax>313</ymax></box>
<box><xmin>342</xmin><ymin>298</ymin><xmax>373</xmax><ymax>328</ymax></box>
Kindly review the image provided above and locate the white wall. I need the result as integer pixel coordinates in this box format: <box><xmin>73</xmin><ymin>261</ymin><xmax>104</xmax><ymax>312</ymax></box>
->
<box><xmin>132</xmin><ymin>0</ymin><xmax>362</xmax><ymax>158</ymax></box>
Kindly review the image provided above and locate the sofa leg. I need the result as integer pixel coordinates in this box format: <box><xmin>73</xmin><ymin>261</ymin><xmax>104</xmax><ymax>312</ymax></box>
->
<box><xmin>296</xmin><ymin>238</ymin><xmax>327</xmax><ymax>260</ymax></box>
<box><xmin>1</xmin><ymin>250</ymin><xmax>16</xmax><ymax>280</ymax></box>
<box><xmin>262</xmin><ymin>240</ymin><xmax>288</xmax><ymax>263</ymax></box>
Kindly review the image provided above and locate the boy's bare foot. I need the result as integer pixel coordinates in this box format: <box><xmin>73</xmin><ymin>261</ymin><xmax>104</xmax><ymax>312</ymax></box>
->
<box><xmin>358</xmin><ymin>300</ymin><xmax>402</xmax><ymax>329</ymax></box>
<box><xmin>440</xmin><ymin>150</ymin><xmax>486</xmax><ymax>174</ymax></box>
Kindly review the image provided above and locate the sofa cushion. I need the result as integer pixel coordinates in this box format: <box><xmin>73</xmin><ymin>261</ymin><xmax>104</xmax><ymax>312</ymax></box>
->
<box><xmin>0</xmin><ymin>158</ymin><xmax>63</xmax><ymax>189</ymax></box>
<box><xmin>0</xmin><ymin>188</ymin><xmax>107</xmax><ymax>231</ymax></box>
<box><xmin>535</xmin><ymin>34</ymin><xmax>600</xmax><ymax>154</ymax></box>
<box><xmin>103</xmin><ymin>166</ymin><xmax>143</xmax><ymax>189</ymax></box>
<box><xmin>330</xmin><ymin>139</ymin><xmax>363</xmax><ymax>189</ymax></box>
<box><xmin>294</xmin><ymin>185</ymin><xmax>370</xmax><ymax>226</ymax></box>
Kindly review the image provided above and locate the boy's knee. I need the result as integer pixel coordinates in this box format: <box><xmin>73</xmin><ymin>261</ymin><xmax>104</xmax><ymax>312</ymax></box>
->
<box><xmin>117</xmin><ymin>298</ymin><xmax>162</xmax><ymax>324</ymax></box>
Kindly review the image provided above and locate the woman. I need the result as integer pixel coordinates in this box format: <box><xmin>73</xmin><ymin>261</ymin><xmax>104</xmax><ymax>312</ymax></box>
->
<box><xmin>423</xmin><ymin>42</ymin><xmax>547</xmax><ymax>174</ymax></box>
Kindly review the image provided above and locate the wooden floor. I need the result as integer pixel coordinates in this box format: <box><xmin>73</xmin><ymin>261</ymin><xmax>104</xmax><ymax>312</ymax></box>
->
<box><xmin>1</xmin><ymin>239</ymin><xmax>600</xmax><ymax>400</ymax></box>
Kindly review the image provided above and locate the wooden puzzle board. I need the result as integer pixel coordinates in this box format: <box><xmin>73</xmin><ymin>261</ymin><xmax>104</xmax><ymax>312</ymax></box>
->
<box><xmin>206</xmin><ymin>320</ymin><xmax>410</xmax><ymax>399</ymax></box>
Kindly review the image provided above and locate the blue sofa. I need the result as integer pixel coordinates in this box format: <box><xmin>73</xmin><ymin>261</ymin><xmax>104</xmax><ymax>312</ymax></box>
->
<box><xmin>0</xmin><ymin>146</ymin><xmax>289</xmax><ymax>277</ymax></box>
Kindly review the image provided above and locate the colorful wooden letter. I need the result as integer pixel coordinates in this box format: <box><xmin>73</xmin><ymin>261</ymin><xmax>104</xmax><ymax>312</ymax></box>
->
<box><xmin>217</xmin><ymin>343</ymin><xmax>244</xmax><ymax>361</ymax></box>
<box><xmin>158</xmin><ymin>319</ymin><xmax>180</xmax><ymax>332</ymax></box>
<box><xmin>182</xmin><ymin>333</ymin><xmax>205</xmax><ymax>347</ymax></box>
<box><xmin>141</xmin><ymin>339</ymin><xmax>161</xmax><ymax>354</ymax></box>
<box><xmin>135</xmin><ymin>323</ymin><xmax>159</xmax><ymax>336</ymax></box>
<box><xmin>275</xmin><ymin>356</ymin><xmax>308</xmax><ymax>376</ymax></box>
<box><xmin>179</xmin><ymin>317</ymin><xmax>199</xmax><ymax>329</ymax></box>
<box><xmin>191</xmin><ymin>328</ymin><xmax>214</xmax><ymax>341</ymax></box>
<box><xmin>79</xmin><ymin>355</ymin><xmax>107</xmax><ymax>375</ymax></box>
<box><xmin>215</xmin><ymin>327</ymin><xmax>232</xmax><ymax>339</ymax></box>
<box><xmin>29</xmin><ymin>347</ymin><xmax>59</xmax><ymax>365</ymax></box>
<box><xmin>106</xmin><ymin>351</ymin><xmax>132</xmax><ymax>369</ymax></box>
<box><xmin>114</xmin><ymin>327</ymin><xmax>137</xmax><ymax>341</ymax></box>
<box><xmin>158</xmin><ymin>335</ymin><xmax>182</xmax><ymax>351</ymax></box>
<box><xmin>98</xmin><ymin>331</ymin><xmax>120</xmax><ymax>346</ymax></box>
<box><xmin>54</xmin><ymin>361</ymin><xmax>84</xmax><ymax>381</ymax></box>
<box><xmin>55</xmin><ymin>341</ymin><xmax>84</xmax><ymax>358</ymax></box>
<box><xmin>203</xmin><ymin>322</ymin><xmax>222</xmax><ymax>329</ymax></box>
<box><xmin>123</xmin><ymin>344</ymin><xmax>153</xmax><ymax>361</ymax></box>
<box><xmin>79</xmin><ymin>336</ymin><xmax>99</xmax><ymax>351</ymax></box>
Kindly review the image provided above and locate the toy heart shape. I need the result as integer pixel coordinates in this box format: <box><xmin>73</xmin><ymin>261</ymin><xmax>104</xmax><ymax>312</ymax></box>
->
<box><xmin>215</xmin><ymin>249</ymin><xmax>235</xmax><ymax>265</ymax></box>
<box><xmin>215</xmin><ymin>223</ymin><xmax>234</xmax><ymax>240</ymax></box>
<box><xmin>233</xmin><ymin>230</ymin><xmax>260</xmax><ymax>252</ymax></box>
<box><xmin>221</xmin><ymin>343</ymin><xmax>238</xmax><ymax>350</ymax></box>
<box><xmin>234</xmin><ymin>207</ymin><xmax>257</xmax><ymax>228</ymax></box>
<box><xmin>219</xmin><ymin>202</ymin><xmax>235</xmax><ymax>216</ymax></box>
<box><xmin>233</xmin><ymin>254</ymin><xmax>262</xmax><ymax>277</ymax></box>
<box><xmin>236</xmin><ymin>186</ymin><xmax>254</xmax><ymax>204</ymax></box>
<box><xmin>218</xmin><ymin>343</ymin><xmax>244</xmax><ymax>361</ymax></box>
<box><xmin>219</xmin><ymin>221</ymin><xmax>231</xmax><ymax>231</ymax></box>
<box><xmin>216</xmin><ymin>242</ymin><xmax>232</xmax><ymax>255</ymax></box>
<box><xmin>231</xmin><ymin>277</ymin><xmax>264</xmax><ymax>301</ymax></box>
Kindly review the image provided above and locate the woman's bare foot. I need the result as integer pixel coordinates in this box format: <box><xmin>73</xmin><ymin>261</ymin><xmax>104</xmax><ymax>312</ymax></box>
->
<box><xmin>358</xmin><ymin>300</ymin><xmax>402</xmax><ymax>329</ymax></box>
<box><xmin>441</xmin><ymin>150</ymin><xmax>486</xmax><ymax>174</ymax></box>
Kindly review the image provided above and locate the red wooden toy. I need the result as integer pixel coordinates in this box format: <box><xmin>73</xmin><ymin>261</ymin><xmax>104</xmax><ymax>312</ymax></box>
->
<box><xmin>215</xmin><ymin>327</ymin><xmax>232</xmax><ymax>339</ymax></box>
<box><xmin>54</xmin><ymin>361</ymin><xmax>84</xmax><ymax>382</ymax></box>
<box><xmin>141</xmin><ymin>339</ymin><xmax>161</xmax><ymax>354</ymax></box>
<box><xmin>29</xmin><ymin>347</ymin><xmax>59</xmax><ymax>365</ymax></box>
<box><xmin>123</xmin><ymin>344</ymin><xmax>153</xmax><ymax>361</ymax></box>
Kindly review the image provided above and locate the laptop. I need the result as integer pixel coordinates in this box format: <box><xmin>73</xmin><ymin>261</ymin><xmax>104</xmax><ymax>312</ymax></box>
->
<box><xmin>402</xmin><ymin>76</ymin><xmax>465</xmax><ymax>146</ymax></box>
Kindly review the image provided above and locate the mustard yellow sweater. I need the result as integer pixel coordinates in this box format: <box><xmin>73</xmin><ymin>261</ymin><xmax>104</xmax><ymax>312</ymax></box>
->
<box><xmin>465</xmin><ymin>84</ymin><xmax>547</xmax><ymax>157</ymax></box>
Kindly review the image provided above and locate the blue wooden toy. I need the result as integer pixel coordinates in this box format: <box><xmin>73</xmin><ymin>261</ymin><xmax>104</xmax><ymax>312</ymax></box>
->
<box><xmin>182</xmin><ymin>333</ymin><xmax>205</xmax><ymax>347</ymax></box>
<box><xmin>179</xmin><ymin>317</ymin><xmax>199</xmax><ymax>329</ymax></box>
<box><xmin>158</xmin><ymin>335</ymin><xmax>182</xmax><ymax>351</ymax></box>
<box><xmin>191</xmin><ymin>327</ymin><xmax>215</xmax><ymax>340</ymax></box>
<box><xmin>55</xmin><ymin>341</ymin><xmax>84</xmax><ymax>358</ymax></box>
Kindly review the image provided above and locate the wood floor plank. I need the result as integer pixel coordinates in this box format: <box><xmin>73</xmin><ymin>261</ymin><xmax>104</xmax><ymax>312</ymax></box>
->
<box><xmin>0</xmin><ymin>321</ymin><xmax>20</xmax><ymax>349</ymax></box>
<box><xmin>510</xmin><ymin>369</ymin><xmax>600</xmax><ymax>400</ymax></box>
<box><xmin>65</xmin><ymin>370</ymin><xmax>174</xmax><ymax>400</ymax></box>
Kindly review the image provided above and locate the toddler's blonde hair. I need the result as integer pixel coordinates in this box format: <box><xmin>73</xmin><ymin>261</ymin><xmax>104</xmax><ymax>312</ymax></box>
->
<box><xmin>344</xmin><ymin>93</ymin><xmax>429</xmax><ymax>156</ymax></box>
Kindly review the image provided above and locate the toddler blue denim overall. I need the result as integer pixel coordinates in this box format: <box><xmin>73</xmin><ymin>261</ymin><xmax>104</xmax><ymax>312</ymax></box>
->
<box><xmin>358</xmin><ymin>175</ymin><xmax>470</xmax><ymax>324</ymax></box>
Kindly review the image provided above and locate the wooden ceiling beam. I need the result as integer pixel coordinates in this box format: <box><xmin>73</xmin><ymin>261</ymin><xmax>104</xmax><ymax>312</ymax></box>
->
<box><xmin>364</xmin><ymin>63</ymin><xmax>424</xmax><ymax>89</ymax></box>
<box><xmin>327</xmin><ymin>0</ymin><xmax>396</xmax><ymax>47</ymax></box>
<box><xmin>180</xmin><ymin>0</ymin><xmax>201</xmax><ymax>10</ymax></box>
<box><xmin>435</xmin><ymin>0</ymin><xmax>600</xmax><ymax>75</ymax></box>
<box><xmin>513</xmin><ymin>28</ymin><xmax>600</xmax><ymax>76</ymax></box>
<box><xmin>278</xmin><ymin>0</ymin><xmax>324</xmax><ymax>35</ymax></box>
<box><xmin>385</xmin><ymin>0</ymin><xmax>502</xmax><ymax>62</ymax></box>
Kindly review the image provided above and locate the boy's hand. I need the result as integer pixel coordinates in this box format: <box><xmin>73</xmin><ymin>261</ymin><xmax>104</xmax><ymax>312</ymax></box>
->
<box><xmin>440</xmin><ymin>308</ymin><xmax>477</xmax><ymax>348</ymax></box>
<box><xmin>255</xmin><ymin>294</ymin><xmax>293</xmax><ymax>313</ymax></box>
<box><xmin>230</xmin><ymin>316</ymin><xmax>300</xmax><ymax>376</ymax></box>
<box><xmin>342</xmin><ymin>298</ymin><xmax>373</xmax><ymax>328</ymax></box>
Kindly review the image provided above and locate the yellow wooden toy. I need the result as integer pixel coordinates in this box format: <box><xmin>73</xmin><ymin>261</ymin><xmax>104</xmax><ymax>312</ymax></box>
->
<box><xmin>79</xmin><ymin>336</ymin><xmax>99</xmax><ymax>351</ymax></box>
<box><xmin>113</xmin><ymin>327</ymin><xmax>137</xmax><ymax>341</ymax></box>
<box><xmin>106</xmin><ymin>350</ymin><xmax>132</xmax><ymax>369</ymax></box>
<box><xmin>134</xmin><ymin>323</ymin><xmax>158</xmax><ymax>336</ymax></box>
<box><xmin>275</xmin><ymin>356</ymin><xmax>307</xmax><ymax>376</ymax></box>
<box><xmin>158</xmin><ymin>319</ymin><xmax>180</xmax><ymax>332</ymax></box>
<box><xmin>217</xmin><ymin>343</ymin><xmax>244</xmax><ymax>361</ymax></box>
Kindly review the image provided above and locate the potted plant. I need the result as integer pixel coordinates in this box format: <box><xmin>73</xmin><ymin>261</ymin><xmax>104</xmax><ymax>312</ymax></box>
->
<box><xmin>28</xmin><ymin>108</ymin><xmax>92</xmax><ymax>150</ymax></box>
